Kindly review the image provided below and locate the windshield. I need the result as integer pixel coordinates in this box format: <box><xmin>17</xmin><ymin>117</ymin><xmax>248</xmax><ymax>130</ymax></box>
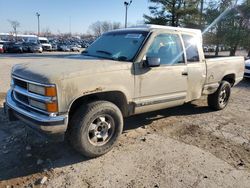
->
<box><xmin>85</xmin><ymin>31</ymin><xmax>149</xmax><ymax>61</ymax></box>
<box><xmin>39</xmin><ymin>40</ymin><xmax>48</xmax><ymax>44</ymax></box>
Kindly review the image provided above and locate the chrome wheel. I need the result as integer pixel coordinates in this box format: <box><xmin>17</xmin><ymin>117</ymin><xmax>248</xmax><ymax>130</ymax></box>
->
<box><xmin>219</xmin><ymin>85</ymin><xmax>230</xmax><ymax>107</ymax></box>
<box><xmin>69</xmin><ymin>101</ymin><xmax>123</xmax><ymax>157</ymax></box>
<box><xmin>88</xmin><ymin>115</ymin><xmax>115</xmax><ymax>146</ymax></box>
<box><xmin>208</xmin><ymin>81</ymin><xmax>231</xmax><ymax>111</ymax></box>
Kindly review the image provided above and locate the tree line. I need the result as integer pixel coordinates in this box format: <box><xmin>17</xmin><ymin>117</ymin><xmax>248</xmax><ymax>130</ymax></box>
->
<box><xmin>143</xmin><ymin>0</ymin><xmax>250</xmax><ymax>56</ymax></box>
<box><xmin>6</xmin><ymin>0</ymin><xmax>250</xmax><ymax>56</ymax></box>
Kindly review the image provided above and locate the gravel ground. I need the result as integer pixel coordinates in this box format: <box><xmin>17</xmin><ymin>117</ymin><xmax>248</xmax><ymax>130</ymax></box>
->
<box><xmin>0</xmin><ymin>52</ymin><xmax>249</xmax><ymax>188</ymax></box>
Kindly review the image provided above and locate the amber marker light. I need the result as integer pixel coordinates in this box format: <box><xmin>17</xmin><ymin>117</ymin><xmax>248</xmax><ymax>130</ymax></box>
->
<box><xmin>45</xmin><ymin>87</ymin><xmax>57</xmax><ymax>97</ymax></box>
<box><xmin>46</xmin><ymin>102</ymin><xmax>58</xmax><ymax>112</ymax></box>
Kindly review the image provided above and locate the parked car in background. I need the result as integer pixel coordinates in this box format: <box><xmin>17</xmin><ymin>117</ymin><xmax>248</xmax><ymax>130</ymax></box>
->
<box><xmin>81</xmin><ymin>42</ymin><xmax>90</xmax><ymax>48</ymax></box>
<box><xmin>3</xmin><ymin>42</ymin><xmax>23</xmax><ymax>53</ymax></box>
<box><xmin>0</xmin><ymin>41</ymin><xmax>5</xmax><ymax>53</ymax></box>
<box><xmin>0</xmin><ymin>45</ymin><xmax>3</xmax><ymax>53</ymax></box>
<box><xmin>20</xmin><ymin>35</ymin><xmax>39</xmax><ymax>44</ymax></box>
<box><xmin>38</xmin><ymin>37</ymin><xmax>52</xmax><ymax>51</ymax></box>
<box><xmin>51</xmin><ymin>43</ymin><xmax>58</xmax><ymax>51</ymax></box>
<box><xmin>57</xmin><ymin>43</ymin><xmax>70</xmax><ymax>51</ymax></box>
<box><xmin>3</xmin><ymin>42</ymin><xmax>13</xmax><ymax>52</ymax></box>
<box><xmin>21</xmin><ymin>42</ymin><xmax>29</xmax><ymax>52</ymax></box>
<box><xmin>22</xmin><ymin>42</ymin><xmax>43</xmax><ymax>53</ymax></box>
<box><xmin>70</xmin><ymin>45</ymin><xmax>81</xmax><ymax>52</ymax></box>
<box><xmin>245</xmin><ymin>58</ymin><xmax>250</xmax><ymax>78</ymax></box>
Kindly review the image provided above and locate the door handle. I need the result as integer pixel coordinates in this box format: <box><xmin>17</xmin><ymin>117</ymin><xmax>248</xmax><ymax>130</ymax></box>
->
<box><xmin>182</xmin><ymin>71</ymin><xmax>188</xmax><ymax>76</ymax></box>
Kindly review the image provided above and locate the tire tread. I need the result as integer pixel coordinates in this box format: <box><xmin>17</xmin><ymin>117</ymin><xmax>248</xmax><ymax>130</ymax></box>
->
<box><xmin>68</xmin><ymin>100</ymin><xmax>123</xmax><ymax>158</ymax></box>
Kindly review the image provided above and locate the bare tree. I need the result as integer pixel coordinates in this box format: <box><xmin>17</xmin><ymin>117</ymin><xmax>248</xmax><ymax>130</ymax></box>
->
<box><xmin>112</xmin><ymin>22</ymin><xmax>121</xmax><ymax>30</ymax></box>
<box><xmin>8</xmin><ymin>20</ymin><xmax>20</xmax><ymax>41</ymax></box>
<box><xmin>102</xmin><ymin>21</ymin><xmax>112</xmax><ymax>33</ymax></box>
<box><xmin>89</xmin><ymin>21</ymin><xmax>121</xmax><ymax>37</ymax></box>
<box><xmin>89</xmin><ymin>21</ymin><xmax>102</xmax><ymax>37</ymax></box>
<box><xmin>43</xmin><ymin>27</ymin><xmax>52</xmax><ymax>37</ymax></box>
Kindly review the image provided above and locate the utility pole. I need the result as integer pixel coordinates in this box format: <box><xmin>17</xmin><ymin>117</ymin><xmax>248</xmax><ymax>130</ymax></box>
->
<box><xmin>69</xmin><ymin>16</ymin><xmax>71</xmax><ymax>36</ymax></box>
<box><xmin>124</xmin><ymin>1</ymin><xmax>132</xmax><ymax>28</ymax></box>
<box><xmin>36</xmin><ymin>12</ymin><xmax>40</xmax><ymax>36</ymax></box>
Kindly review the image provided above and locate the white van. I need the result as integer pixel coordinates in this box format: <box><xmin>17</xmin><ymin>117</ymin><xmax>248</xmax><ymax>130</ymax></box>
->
<box><xmin>38</xmin><ymin>37</ymin><xmax>52</xmax><ymax>51</ymax></box>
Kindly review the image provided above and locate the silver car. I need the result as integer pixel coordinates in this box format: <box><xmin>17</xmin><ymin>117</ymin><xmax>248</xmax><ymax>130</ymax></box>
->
<box><xmin>245</xmin><ymin>59</ymin><xmax>250</xmax><ymax>78</ymax></box>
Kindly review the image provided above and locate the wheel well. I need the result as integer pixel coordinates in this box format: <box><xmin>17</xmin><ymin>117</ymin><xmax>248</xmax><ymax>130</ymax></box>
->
<box><xmin>68</xmin><ymin>91</ymin><xmax>129</xmax><ymax>121</ymax></box>
<box><xmin>222</xmin><ymin>74</ymin><xmax>235</xmax><ymax>86</ymax></box>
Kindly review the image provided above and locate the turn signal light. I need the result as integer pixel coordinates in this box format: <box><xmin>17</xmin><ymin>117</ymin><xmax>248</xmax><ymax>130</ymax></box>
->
<box><xmin>46</xmin><ymin>102</ymin><xmax>58</xmax><ymax>112</ymax></box>
<box><xmin>45</xmin><ymin>87</ymin><xmax>57</xmax><ymax>97</ymax></box>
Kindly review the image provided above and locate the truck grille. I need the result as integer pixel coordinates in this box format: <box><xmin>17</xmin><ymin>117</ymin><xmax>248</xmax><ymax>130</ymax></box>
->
<box><xmin>12</xmin><ymin>77</ymin><xmax>30</xmax><ymax>106</ymax></box>
<box><xmin>14</xmin><ymin>92</ymin><xmax>29</xmax><ymax>104</ymax></box>
<box><xmin>42</xmin><ymin>46</ymin><xmax>51</xmax><ymax>51</ymax></box>
<box><xmin>13</xmin><ymin>78</ymin><xmax>27</xmax><ymax>89</ymax></box>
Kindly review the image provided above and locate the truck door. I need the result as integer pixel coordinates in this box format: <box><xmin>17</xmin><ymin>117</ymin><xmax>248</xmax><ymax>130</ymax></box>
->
<box><xmin>134</xmin><ymin>32</ymin><xmax>188</xmax><ymax>114</ymax></box>
<box><xmin>181</xmin><ymin>34</ymin><xmax>206</xmax><ymax>101</ymax></box>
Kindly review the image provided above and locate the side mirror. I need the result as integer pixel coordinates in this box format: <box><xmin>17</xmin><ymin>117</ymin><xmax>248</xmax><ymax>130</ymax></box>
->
<box><xmin>145</xmin><ymin>57</ymin><xmax>160</xmax><ymax>67</ymax></box>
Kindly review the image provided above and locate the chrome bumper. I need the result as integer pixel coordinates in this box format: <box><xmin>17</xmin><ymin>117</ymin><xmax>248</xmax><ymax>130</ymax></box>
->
<box><xmin>5</xmin><ymin>90</ymin><xmax>68</xmax><ymax>135</ymax></box>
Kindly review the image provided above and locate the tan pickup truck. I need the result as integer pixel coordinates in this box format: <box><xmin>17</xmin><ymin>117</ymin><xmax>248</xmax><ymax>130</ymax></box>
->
<box><xmin>4</xmin><ymin>25</ymin><xmax>245</xmax><ymax>157</ymax></box>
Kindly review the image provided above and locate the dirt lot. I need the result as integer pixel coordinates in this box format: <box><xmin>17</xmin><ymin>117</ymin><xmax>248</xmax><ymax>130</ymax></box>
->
<box><xmin>0</xmin><ymin>52</ymin><xmax>250</xmax><ymax>188</ymax></box>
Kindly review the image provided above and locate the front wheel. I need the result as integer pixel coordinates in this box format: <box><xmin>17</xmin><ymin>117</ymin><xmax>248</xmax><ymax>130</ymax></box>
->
<box><xmin>207</xmin><ymin>81</ymin><xmax>231</xmax><ymax>110</ymax></box>
<box><xmin>69</xmin><ymin>101</ymin><xmax>123</xmax><ymax>158</ymax></box>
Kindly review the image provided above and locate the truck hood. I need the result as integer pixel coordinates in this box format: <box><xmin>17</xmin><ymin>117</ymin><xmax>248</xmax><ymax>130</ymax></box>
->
<box><xmin>12</xmin><ymin>55</ymin><xmax>132</xmax><ymax>84</ymax></box>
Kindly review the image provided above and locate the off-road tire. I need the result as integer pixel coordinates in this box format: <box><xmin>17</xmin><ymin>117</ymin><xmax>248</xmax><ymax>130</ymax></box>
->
<box><xmin>69</xmin><ymin>100</ymin><xmax>123</xmax><ymax>158</ymax></box>
<box><xmin>207</xmin><ymin>81</ymin><xmax>231</xmax><ymax>110</ymax></box>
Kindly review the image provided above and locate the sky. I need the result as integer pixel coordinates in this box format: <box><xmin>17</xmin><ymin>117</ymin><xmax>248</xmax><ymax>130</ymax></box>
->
<box><xmin>0</xmin><ymin>0</ymin><xmax>150</xmax><ymax>34</ymax></box>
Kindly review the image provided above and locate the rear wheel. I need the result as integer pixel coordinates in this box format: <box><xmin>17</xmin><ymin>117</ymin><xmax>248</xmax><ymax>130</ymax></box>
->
<box><xmin>207</xmin><ymin>81</ymin><xmax>231</xmax><ymax>110</ymax></box>
<box><xmin>69</xmin><ymin>101</ymin><xmax>123</xmax><ymax>158</ymax></box>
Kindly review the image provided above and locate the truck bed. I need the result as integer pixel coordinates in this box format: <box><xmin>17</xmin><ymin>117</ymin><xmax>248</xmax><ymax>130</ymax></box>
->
<box><xmin>205</xmin><ymin>56</ymin><xmax>245</xmax><ymax>86</ymax></box>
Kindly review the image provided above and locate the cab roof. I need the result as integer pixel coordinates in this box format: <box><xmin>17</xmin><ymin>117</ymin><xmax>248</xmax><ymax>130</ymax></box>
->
<box><xmin>110</xmin><ymin>24</ymin><xmax>201</xmax><ymax>36</ymax></box>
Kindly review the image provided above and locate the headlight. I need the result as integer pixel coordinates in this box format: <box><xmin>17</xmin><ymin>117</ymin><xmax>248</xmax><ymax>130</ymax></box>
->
<box><xmin>28</xmin><ymin>83</ymin><xmax>57</xmax><ymax>97</ymax></box>
<box><xmin>29</xmin><ymin>99</ymin><xmax>46</xmax><ymax>110</ymax></box>
<box><xmin>28</xmin><ymin>84</ymin><xmax>45</xmax><ymax>95</ymax></box>
<box><xmin>28</xmin><ymin>83</ymin><xmax>58</xmax><ymax>113</ymax></box>
<box><xmin>29</xmin><ymin>99</ymin><xmax>58</xmax><ymax>112</ymax></box>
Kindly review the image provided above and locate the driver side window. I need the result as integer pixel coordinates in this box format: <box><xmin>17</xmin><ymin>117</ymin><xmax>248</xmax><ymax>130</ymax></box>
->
<box><xmin>146</xmin><ymin>33</ymin><xmax>184</xmax><ymax>65</ymax></box>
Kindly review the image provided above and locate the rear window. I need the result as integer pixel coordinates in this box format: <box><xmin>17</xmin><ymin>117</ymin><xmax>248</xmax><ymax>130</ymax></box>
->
<box><xmin>182</xmin><ymin>34</ymin><xmax>200</xmax><ymax>62</ymax></box>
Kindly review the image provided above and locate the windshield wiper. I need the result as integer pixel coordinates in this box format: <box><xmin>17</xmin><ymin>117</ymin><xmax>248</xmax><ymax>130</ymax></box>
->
<box><xmin>117</xmin><ymin>56</ymin><xmax>128</xmax><ymax>61</ymax></box>
<box><xmin>81</xmin><ymin>50</ymin><xmax>88</xmax><ymax>54</ymax></box>
<box><xmin>81</xmin><ymin>50</ymin><xmax>93</xmax><ymax>57</ymax></box>
<box><xmin>96</xmin><ymin>50</ymin><xmax>112</xmax><ymax>56</ymax></box>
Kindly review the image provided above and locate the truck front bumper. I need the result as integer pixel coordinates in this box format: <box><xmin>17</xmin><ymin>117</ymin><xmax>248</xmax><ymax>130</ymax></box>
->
<box><xmin>4</xmin><ymin>90</ymin><xmax>68</xmax><ymax>136</ymax></box>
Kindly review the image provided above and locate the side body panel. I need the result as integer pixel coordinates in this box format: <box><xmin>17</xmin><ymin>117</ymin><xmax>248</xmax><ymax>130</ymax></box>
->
<box><xmin>186</xmin><ymin>62</ymin><xmax>207</xmax><ymax>101</ymax></box>
<box><xmin>133</xmin><ymin>30</ymin><xmax>189</xmax><ymax>114</ymax></box>
<box><xmin>203</xmin><ymin>56</ymin><xmax>245</xmax><ymax>95</ymax></box>
<box><xmin>134</xmin><ymin>64</ymin><xmax>188</xmax><ymax>114</ymax></box>
<box><xmin>59</xmin><ymin>64</ymin><xmax>134</xmax><ymax>113</ymax></box>
<box><xmin>181</xmin><ymin>31</ymin><xmax>207</xmax><ymax>101</ymax></box>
